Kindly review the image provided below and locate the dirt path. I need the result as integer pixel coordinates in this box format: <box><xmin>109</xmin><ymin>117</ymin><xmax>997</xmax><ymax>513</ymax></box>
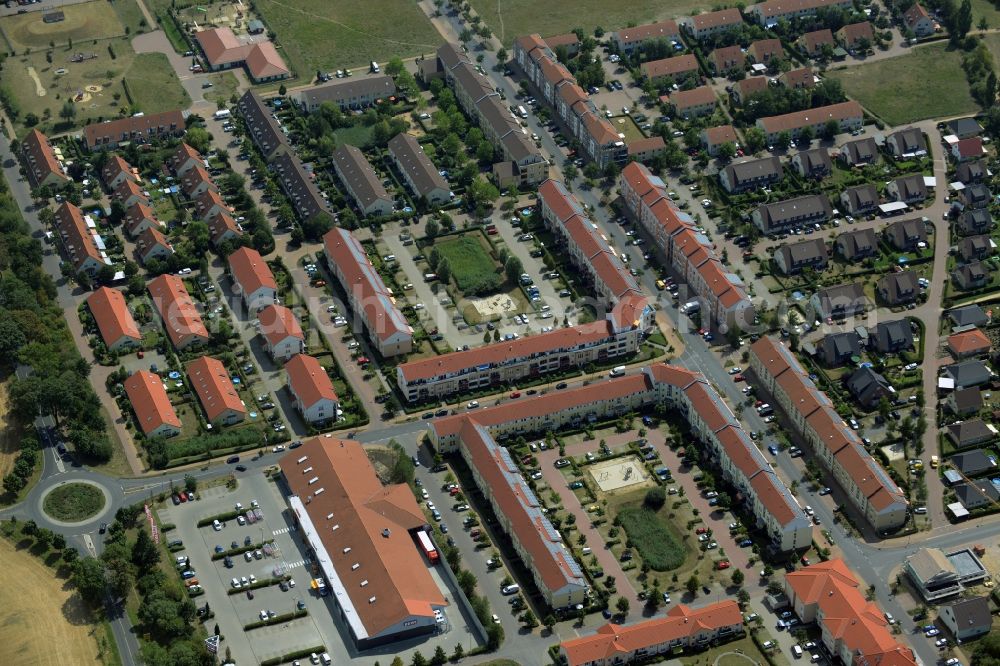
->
<box><xmin>26</xmin><ymin>66</ymin><xmax>45</xmax><ymax>96</ymax></box>
<box><xmin>0</xmin><ymin>539</ymin><xmax>105</xmax><ymax>666</ymax></box>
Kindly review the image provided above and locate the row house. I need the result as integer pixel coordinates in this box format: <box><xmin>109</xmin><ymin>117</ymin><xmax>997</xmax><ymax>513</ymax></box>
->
<box><xmin>756</xmin><ymin>100</ymin><xmax>863</xmax><ymax>142</ymax></box>
<box><xmin>22</xmin><ymin>128</ymin><xmax>71</xmax><ymax>189</ymax></box>
<box><xmin>272</xmin><ymin>152</ymin><xmax>332</xmax><ymax>222</ymax></box>
<box><xmin>719</xmin><ymin>156</ymin><xmax>783</xmax><ymax>193</ymax></box>
<box><xmin>746</xmin><ymin>0</ymin><xmax>853</xmax><ymax>27</ymax></box>
<box><xmin>332</xmin><ymin>145</ymin><xmax>394</xmax><ymax>217</ymax></box>
<box><xmin>387</xmin><ymin>132</ymin><xmax>451</xmax><ymax>206</ymax></box>
<box><xmin>611</xmin><ymin>20</ymin><xmax>681</xmax><ymax>53</ymax></box>
<box><xmin>750</xmin><ymin>338</ymin><xmax>908</xmax><ymax>532</ymax></box>
<box><xmin>237</xmin><ymin>90</ymin><xmax>290</xmax><ymax>162</ymax></box>
<box><xmin>753</xmin><ymin>194</ymin><xmax>831</xmax><ymax>234</ymax></box>
<box><xmin>678</xmin><ymin>9</ymin><xmax>744</xmax><ymax>40</ymax></box>
<box><xmin>290</xmin><ymin>75</ymin><xmax>396</xmax><ymax>113</ymax></box>
<box><xmin>55</xmin><ymin>201</ymin><xmax>110</xmax><ymax>277</ymax></box>
<box><xmin>773</xmin><ymin>238</ymin><xmax>827</xmax><ymax>275</ymax></box>
<box><xmin>83</xmin><ymin>110</ymin><xmax>184</xmax><ymax>151</ymax></box>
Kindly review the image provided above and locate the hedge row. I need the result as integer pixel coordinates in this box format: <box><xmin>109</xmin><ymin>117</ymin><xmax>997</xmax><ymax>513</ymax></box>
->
<box><xmin>196</xmin><ymin>510</ymin><xmax>242</xmax><ymax>527</ymax></box>
<box><xmin>226</xmin><ymin>576</ymin><xmax>290</xmax><ymax>595</ymax></box>
<box><xmin>210</xmin><ymin>539</ymin><xmax>274</xmax><ymax>561</ymax></box>
<box><xmin>243</xmin><ymin>609</ymin><xmax>308</xmax><ymax>632</ymax></box>
<box><xmin>259</xmin><ymin>645</ymin><xmax>327</xmax><ymax>666</ymax></box>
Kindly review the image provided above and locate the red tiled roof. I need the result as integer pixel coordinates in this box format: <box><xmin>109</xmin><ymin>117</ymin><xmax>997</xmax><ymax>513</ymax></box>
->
<box><xmin>616</xmin><ymin>20</ymin><xmax>680</xmax><ymax>44</ymax></box>
<box><xmin>668</xmin><ymin>85</ymin><xmax>717</xmax><ymax>109</ymax></box>
<box><xmin>285</xmin><ymin>354</ymin><xmax>337</xmax><ymax>408</ymax></box>
<box><xmin>278</xmin><ymin>437</ymin><xmax>445</xmax><ymax>637</ymax></box>
<box><xmin>114</xmin><ymin>177</ymin><xmax>146</xmax><ymax>204</ymax></box>
<box><xmin>124</xmin><ymin>370</ymin><xmax>181</xmax><ymax>435</ymax></box>
<box><xmin>101</xmin><ymin>155</ymin><xmax>134</xmax><ymax>186</ymax></box>
<box><xmin>22</xmin><ymin>128</ymin><xmax>69</xmax><ymax>187</ymax></box>
<box><xmin>86</xmin><ymin>286</ymin><xmax>141</xmax><ymax>348</ymax></box>
<box><xmin>758</xmin><ymin>101</ymin><xmax>861</xmax><ymax>134</ymax></box>
<box><xmin>703</xmin><ymin>125</ymin><xmax>738</xmax><ymax>146</ymax></box>
<box><xmin>687</xmin><ymin>8</ymin><xmax>743</xmax><ymax>30</ymax></box>
<box><xmin>561</xmin><ymin>601</ymin><xmax>742</xmax><ymax>666</ymax></box>
<box><xmin>124</xmin><ymin>202</ymin><xmax>159</xmax><ymax>236</ymax></box>
<box><xmin>147</xmin><ymin>274</ymin><xmax>209</xmax><ymax>347</ymax></box>
<box><xmin>949</xmin><ymin>328</ymin><xmax>991</xmax><ymax>356</ymax></box>
<box><xmin>228</xmin><ymin>246</ymin><xmax>276</xmax><ymax>296</ymax></box>
<box><xmin>83</xmin><ymin>110</ymin><xmax>184</xmax><ymax>149</ymax></box>
<box><xmin>800</xmin><ymin>28</ymin><xmax>834</xmax><ymax>51</ymax></box>
<box><xmin>245</xmin><ymin>41</ymin><xmax>289</xmax><ymax>80</ymax></box>
<box><xmin>257</xmin><ymin>304</ymin><xmax>304</xmax><ymax>348</ymax></box>
<box><xmin>627</xmin><ymin>136</ymin><xmax>666</xmax><ymax>156</ymax></box>
<box><xmin>641</xmin><ymin>54</ymin><xmax>700</xmax><ymax>80</ymax></box>
<box><xmin>55</xmin><ymin>202</ymin><xmax>106</xmax><ymax>271</ymax></box>
<box><xmin>186</xmin><ymin>355</ymin><xmax>246</xmax><ymax>422</ymax></box>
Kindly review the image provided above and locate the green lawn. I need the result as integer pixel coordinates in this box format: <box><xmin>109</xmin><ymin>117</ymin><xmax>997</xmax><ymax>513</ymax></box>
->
<box><xmin>826</xmin><ymin>43</ymin><xmax>980</xmax><ymax>125</ymax></box>
<box><xmin>2</xmin><ymin>0</ymin><xmax>125</xmax><ymax>50</ymax></box>
<box><xmin>983</xmin><ymin>33</ymin><xmax>1000</xmax><ymax>71</ymax></box>
<box><xmin>202</xmin><ymin>71</ymin><xmax>241</xmax><ymax>106</ymax></box>
<box><xmin>468</xmin><ymin>0</ymin><xmax>719</xmax><ymax>46</ymax></box>
<box><xmin>434</xmin><ymin>234</ymin><xmax>504</xmax><ymax>295</ymax></box>
<box><xmin>610</xmin><ymin>114</ymin><xmax>646</xmax><ymax>143</ymax></box>
<box><xmin>617</xmin><ymin>504</ymin><xmax>686</xmax><ymax>571</ymax></box>
<box><xmin>253</xmin><ymin>0</ymin><xmax>443</xmax><ymax>75</ymax></box>
<box><xmin>42</xmin><ymin>483</ymin><xmax>105</xmax><ymax>522</ymax></box>
<box><xmin>110</xmin><ymin>0</ymin><xmax>150</xmax><ymax>35</ymax></box>
<box><xmin>123</xmin><ymin>52</ymin><xmax>191</xmax><ymax>114</ymax></box>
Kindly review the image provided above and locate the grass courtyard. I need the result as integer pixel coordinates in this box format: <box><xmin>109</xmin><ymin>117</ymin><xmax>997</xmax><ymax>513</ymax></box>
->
<box><xmin>252</xmin><ymin>0</ymin><xmax>443</xmax><ymax>76</ymax></box>
<box><xmin>433</xmin><ymin>233</ymin><xmax>504</xmax><ymax>295</ymax></box>
<box><xmin>617</xmin><ymin>503</ymin><xmax>687</xmax><ymax>571</ymax></box>
<box><xmin>2</xmin><ymin>38</ymin><xmax>188</xmax><ymax>137</ymax></box>
<box><xmin>467</xmin><ymin>0</ymin><xmax>720</xmax><ymax>46</ymax></box>
<box><xmin>0</xmin><ymin>0</ymin><xmax>125</xmax><ymax>50</ymax></box>
<box><xmin>826</xmin><ymin>43</ymin><xmax>979</xmax><ymax>125</ymax></box>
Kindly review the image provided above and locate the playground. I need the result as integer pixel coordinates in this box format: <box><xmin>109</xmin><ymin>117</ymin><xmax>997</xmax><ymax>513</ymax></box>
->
<box><xmin>1</xmin><ymin>0</ymin><xmax>125</xmax><ymax>50</ymax></box>
<box><xmin>588</xmin><ymin>455</ymin><xmax>653</xmax><ymax>493</ymax></box>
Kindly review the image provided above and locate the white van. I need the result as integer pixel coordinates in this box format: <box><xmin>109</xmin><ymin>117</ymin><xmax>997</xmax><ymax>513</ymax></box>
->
<box><xmin>581</xmin><ymin>547</ymin><xmax>592</xmax><ymax>555</ymax></box>
<box><xmin>793</xmin><ymin>645</ymin><xmax>804</xmax><ymax>659</ymax></box>
<box><xmin>609</xmin><ymin>366</ymin><xmax>626</xmax><ymax>377</ymax></box>
<box><xmin>371</xmin><ymin>61</ymin><xmax>380</xmax><ymax>73</ymax></box>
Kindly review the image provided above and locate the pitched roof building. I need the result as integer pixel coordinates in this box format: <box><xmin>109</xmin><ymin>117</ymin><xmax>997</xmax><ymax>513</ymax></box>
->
<box><xmin>678</xmin><ymin>8</ymin><xmax>744</xmax><ymax>39</ymax></box>
<box><xmin>257</xmin><ymin>303</ymin><xmax>304</xmax><ymax>362</ymax></box>
<box><xmin>332</xmin><ymin>145</ymin><xmax>394</xmax><ymax>217</ymax></box>
<box><xmin>290</xmin><ymin>75</ymin><xmax>397</xmax><ymax>113</ymax></box>
<box><xmin>123</xmin><ymin>370</ymin><xmax>182</xmax><ymax>439</ymax></box>
<box><xmin>756</xmin><ymin>101</ymin><xmax>863</xmax><ymax>141</ymax></box>
<box><xmin>21</xmin><ymin>128</ymin><xmax>71</xmax><ymax>189</ymax></box>
<box><xmin>228</xmin><ymin>246</ymin><xmax>277</xmax><ymax>312</ymax></box>
<box><xmin>279</xmin><ymin>437</ymin><xmax>446</xmax><ymax>647</ymax></box>
<box><xmin>147</xmin><ymin>274</ymin><xmax>210</xmax><ymax>349</ymax></box>
<box><xmin>285</xmin><ymin>355</ymin><xmax>338</xmax><ymax>424</ymax></box>
<box><xmin>387</xmin><ymin>133</ymin><xmax>451</xmax><ymax>205</ymax></box>
<box><xmin>272</xmin><ymin>152</ymin><xmax>331</xmax><ymax>222</ymax></box>
<box><xmin>773</xmin><ymin>238</ymin><xmax>828</xmax><ymax>275</ymax></box>
<box><xmin>186</xmin><ymin>355</ymin><xmax>246</xmax><ymax>425</ymax></box>
<box><xmin>83</xmin><ymin>110</ymin><xmax>185</xmax><ymax>151</ymax></box>
<box><xmin>194</xmin><ymin>27</ymin><xmax>289</xmax><ymax>82</ymax></box>
<box><xmin>86</xmin><ymin>286</ymin><xmax>141</xmax><ymax>352</ymax></box>
<box><xmin>611</xmin><ymin>20</ymin><xmax>681</xmax><ymax>53</ymax></box>
<box><xmin>747</xmin><ymin>0</ymin><xmax>853</xmax><ymax>26</ymax></box>
<box><xmin>237</xmin><ymin>90</ymin><xmax>290</xmax><ymax>161</ymax></box>
<box><xmin>719</xmin><ymin>156</ymin><xmax>783</xmax><ymax>193</ymax></box>
<box><xmin>55</xmin><ymin>201</ymin><xmax>110</xmax><ymax>276</ymax></box>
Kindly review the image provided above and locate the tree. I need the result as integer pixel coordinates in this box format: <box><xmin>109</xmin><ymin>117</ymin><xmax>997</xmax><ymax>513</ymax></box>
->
<box><xmin>52</xmin><ymin>533</ymin><xmax>67</xmax><ymax>550</ymax></box>
<box><xmin>302</xmin><ymin>211</ymin><xmax>334</xmax><ymax>241</ymax></box>
<box><xmin>822</xmin><ymin>119</ymin><xmax>840</xmax><ymax>141</ymax></box>
<box><xmin>978</xmin><ymin>16</ymin><xmax>989</xmax><ymax>31</ymax></box>
<box><xmin>425</xmin><ymin>218</ymin><xmax>440</xmax><ymax>238</ymax></box>
<box><xmin>132</xmin><ymin>528</ymin><xmax>160</xmax><ymax>568</ymax></box>
<box><xmin>716</xmin><ymin>142</ymin><xmax>737</xmax><ymax>160</ymax></box>
<box><xmin>798</xmin><ymin>126</ymin><xmax>815</xmax><ymax>145</ymax></box>
<box><xmin>776</xmin><ymin>131</ymin><xmax>792</xmax><ymax>150</ymax></box>
<box><xmin>504</xmin><ymin>255</ymin><xmax>523</xmax><ymax>284</ymax></box>
<box><xmin>644</xmin><ymin>486</ymin><xmax>666</xmax><ymax>510</ymax></box>
<box><xmin>184</xmin><ymin>474</ymin><xmax>197</xmax><ymax>493</ymax></box>
<box><xmin>731</xmin><ymin>569</ymin><xmax>745</xmax><ymax>586</ymax></box>
<box><xmin>615</xmin><ymin>595</ymin><xmax>630</xmax><ymax>616</ymax></box>
<box><xmin>451</xmin><ymin>644</ymin><xmax>464</xmax><ymax>661</ymax></box>
<box><xmin>437</xmin><ymin>257</ymin><xmax>452</xmax><ymax>284</ymax></box>
<box><xmin>543</xmin><ymin>613</ymin><xmax>556</xmax><ymax>633</ymax></box>
<box><xmin>521</xmin><ymin>609</ymin><xmax>538</xmax><ymax>627</ymax></box>
<box><xmin>72</xmin><ymin>557</ymin><xmax>107</xmax><ymax>605</ymax></box>
<box><xmin>59</xmin><ymin>101</ymin><xmax>77</xmax><ymax>122</ymax></box>
<box><xmin>743</xmin><ymin>127</ymin><xmax>766</xmax><ymax>154</ymax></box>
<box><xmin>955</xmin><ymin>0</ymin><xmax>973</xmax><ymax>40</ymax></box>
<box><xmin>686</xmin><ymin>575</ymin><xmax>700</xmax><ymax>594</ymax></box>
<box><xmin>430</xmin><ymin>646</ymin><xmax>447</xmax><ymax>666</ymax></box>
<box><xmin>278</xmin><ymin>83</ymin><xmax>287</xmax><ymax>96</ymax></box>
<box><xmin>412</xmin><ymin>651</ymin><xmax>427</xmax><ymax>666</ymax></box>
<box><xmin>185</xmin><ymin>126</ymin><xmax>212</xmax><ymax>154</ymax></box>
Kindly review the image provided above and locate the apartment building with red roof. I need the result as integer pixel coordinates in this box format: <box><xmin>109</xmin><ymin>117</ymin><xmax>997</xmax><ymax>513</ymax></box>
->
<box><xmin>756</xmin><ymin>101</ymin><xmax>863</xmax><ymax>142</ymax></box>
<box><xmin>323</xmin><ymin>228</ymin><xmax>412</xmax><ymax>357</ymax></box>
<box><xmin>785</xmin><ymin>560</ymin><xmax>917</xmax><ymax>666</ymax></box>
<box><xmin>611</xmin><ymin>20</ymin><xmax>681</xmax><ymax>53</ymax></box>
<box><xmin>285</xmin><ymin>354</ymin><xmax>339</xmax><ymax>424</ymax></box>
<box><xmin>279</xmin><ymin>437</ymin><xmax>446</xmax><ymax>647</ymax></box>
<box><xmin>228</xmin><ymin>247</ymin><xmax>277</xmax><ymax>312</ymax></box>
<box><xmin>749</xmin><ymin>337</ymin><xmax>908</xmax><ymax>531</ymax></box>
<box><xmin>257</xmin><ymin>304</ymin><xmax>304</xmax><ymax>362</ymax></box>
<box><xmin>513</xmin><ymin>35</ymin><xmax>626</xmax><ymax>169</ymax></box>
<box><xmin>747</xmin><ymin>0</ymin><xmax>852</xmax><ymax>26</ymax></box>
<box><xmin>83</xmin><ymin>110</ymin><xmax>185</xmax><ymax>151</ymax></box>
<box><xmin>54</xmin><ymin>202</ymin><xmax>110</xmax><ymax>276</ymax></box>
<box><xmin>194</xmin><ymin>27</ymin><xmax>289</xmax><ymax>82</ymax></box>
<box><xmin>678</xmin><ymin>8</ymin><xmax>744</xmax><ymax>40</ymax></box>
<box><xmin>186</xmin><ymin>356</ymin><xmax>246</xmax><ymax>425</ymax></box>
<box><xmin>22</xmin><ymin>128</ymin><xmax>70</xmax><ymax>189</ymax></box>
<box><xmin>123</xmin><ymin>370</ymin><xmax>182</xmax><ymax>438</ymax></box>
<box><xmin>618</xmin><ymin>162</ymin><xmax>755</xmax><ymax>331</ymax></box>
<box><xmin>430</xmin><ymin>364</ymin><xmax>810</xmax><ymax>554</ymax></box>
<box><xmin>148</xmin><ymin>274</ymin><xmax>210</xmax><ymax>350</ymax></box>
<box><xmin>86</xmin><ymin>286</ymin><xmax>141</xmax><ymax>353</ymax></box>
<box><xmin>135</xmin><ymin>226</ymin><xmax>174</xmax><ymax>265</ymax></box>
<box><xmin>665</xmin><ymin>85</ymin><xmax>717</xmax><ymax>118</ymax></box>
<box><xmin>560</xmin><ymin>600</ymin><xmax>743</xmax><ymax>666</ymax></box>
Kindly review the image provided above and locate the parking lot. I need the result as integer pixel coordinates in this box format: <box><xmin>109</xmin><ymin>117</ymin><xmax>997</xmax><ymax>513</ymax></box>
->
<box><xmin>161</xmin><ymin>468</ymin><xmax>481</xmax><ymax>665</ymax></box>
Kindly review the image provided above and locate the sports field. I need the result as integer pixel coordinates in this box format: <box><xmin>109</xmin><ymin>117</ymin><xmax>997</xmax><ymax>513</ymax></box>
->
<box><xmin>467</xmin><ymin>0</ymin><xmax>718</xmax><ymax>46</ymax></box>
<box><xmin>253</xmin><ymin>0</ymin><xmax>443</xmax><ymax>74</ymax></box>
<box><xmin>826</xmin><ymin>43</ymin><xmax>979</xmax><ymax>125</ymax></box>
<box><xmin>0</xmin><ymin>538</ymin><xmax>108</xmax><ymax>666</ymax></box>
<box><xmin>1</xmin><ymin>1</ymin><xmax>125</xmax><ymax>50</ymax></box>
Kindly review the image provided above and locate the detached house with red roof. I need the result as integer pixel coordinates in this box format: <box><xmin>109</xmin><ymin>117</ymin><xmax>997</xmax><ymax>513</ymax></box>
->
<box><xmin>904</xmin><ymin>3</ymin><xmax>936</xmax><ymax>36</ymax></box>
<box><xmin>785</xmin><ymin>560</ymin><xmax>917</xmax><ymax>666</ymax></box>
<box><xmin>194</xmin><ymin>27</ymin><xmax>289</xmax><ymax>83</ymax></box>
<box><xmin>798</xmin><ymin>28</ymin><xmax>835</xmax><ymax>56</ymax></box>
<box><xmin>187</xmin><ymin>356</ymin><xmax>246</xmax><ymax>425</ymax></box>
<box><xmin>21</xmin><ymin>128</ymin><xmax>70</xmax><ymax>189</ymax></box>
<box><xmin>87</xmin><ymin>286</ymin><xmax>141</xmax><ymax>353</ymax></box>
<box><xmin>285</xmin><ymin>354</ymin><xmax>339</xmax><ymax>424</ymax></box>
<box><xmin>951</xmin><ymin>137</ymin><xmax>986</xmax><ymax>163</ymax></box>
<box><xmin>560</xmin><ymin>600</ymin><xmax>744</xmax><ymax>666</ymax></box>
<box><xmin>257</xmin><ymin>304</ymin><xmax>304</xmax><ymax>362</ymax></box>
<box><xmin>181</xmin><ymin>164</ymin><xmax>218</xmax><ymax>200</ymax></box>
<box><xmin>123</xmin><ymin>370</ymin><xmax>181</xmax><ymax>439</ymax></box>
<box><xmin>709</xmin><ymin>45</ymin><xmax>746</xmax><ymax>75</ymax></box>
<box><xmin>949</xmin><ymin>329</ymin><xmax>991</xmax><ymax>359</ymax></box>
<box><xmin>228</xmin><ymin>247</ymin><xmax>277</xmax><ymax>313</ymax></box>
<box><xmin>701</xmin><ymin>125</ymin><xmax>739</xmax><ymax>156</ymax></box>
<box><xmin>837</xmin><ymin>21</ymin><xmax>874</xmax><ymax>51</ymax></box>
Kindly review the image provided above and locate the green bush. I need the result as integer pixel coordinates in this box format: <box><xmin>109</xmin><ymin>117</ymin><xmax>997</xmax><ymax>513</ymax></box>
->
<box><xmin>210</xmin><ymin>540</ymin><xmax>273</xmax><ymax>561</ymax></box>
<box><xmin>259</xmin><ymin>646</ymin><xmax>327</xmax><ymax>666</ymax></box>
<box><xmin>196</xmin><ymin>511</ymin><xmax>241</xmax><ymax>527</ymax></box>
<box><xmin>617</xmin><ymin>507</ymin><xmax>685</xmax><ymax>571</ymax></box>
<box><xmin>243</xmin><ymin>609</ymin><xmax>308</xmax><ymax>631</ymax></box>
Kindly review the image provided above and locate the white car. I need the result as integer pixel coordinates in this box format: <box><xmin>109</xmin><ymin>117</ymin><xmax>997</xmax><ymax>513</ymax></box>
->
<box><xmin>467</xmin><ymin>401</ymin><xmax>479</xmax><ymax>409</ymax></box>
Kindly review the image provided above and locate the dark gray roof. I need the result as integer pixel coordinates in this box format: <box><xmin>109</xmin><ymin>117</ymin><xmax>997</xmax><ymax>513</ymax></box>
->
<box><xmin>887</xmin><ymin>127</ymin><xmax>926</xmax><ymax>153</ymax></box>
<box><xmin>839</xmin><ymin>137</ymin><xmax>878</xmax><ymax>164</ymax></box>
<box><xmin>271</xmin><ymin>152</ymin><xmax>330</xmax><ymax>221</ymax></box>
<box><xmin>332</xmin><ymin>145</ymin><xmax>391</xmax><ymax>212</ymax></box>
<box><xmin>949</xmin><ymin>305</ymin><xmax>988</xmax><ymax>328</ymax></box>
<box><xmin>956</xmin><ymin>160</ymin><xmax>986</xmax><ymax>184</ymax></box>
<box><xmin>815</xmin><ymin>282</ymin><xmax>865</xmax><ymax>312</ymax></box>
<box><xmin>950</xmin><ymin>448</ymin><xmax>997</xmax><ymax>476</ymax></box>
<box><xmin>878</xmin><ymin>270</ymin><xmax>919</xmax><ymax>304</ymax></box>
<box><xmin>238</xmin><ymin>90</ymin><xmax>289</xmax><ymax>161</ymax></box>
<box><xmin>846</xmin><ymin>366</ymin><xmax>893</xmax><ymax>407</ymax></box>
<box><xmin>836</xmin><ymin>228</ymin><xmax>878</xmax><ymax>258</ymax></box>
<box><xmin>874</xmin><ymin>320</ymin><xmax>914</xmax><ymax>351</ymax></box>
<box><xmin>722</xmin><ymin>156</ymin><xmax>782</xmax><ymax>185</ymax></box>
<box><xmin>387</xmin><ymin>133</ymin><xmax>449</xmax><ymax>199</ymax></box>
<box><xmin>793</xmin><ymin>147</ymin><xmax>832</xmax><ymax>174</ymax></box>
<box><xmin>757</xmin><ymin>194</ymin><xmax>831</xmax><ymax>227</ymax></box>
<box><xmin>958</xmin><ymin>209</ymin><xmax>992</xmax><ymax>236</ymax></box>
<box><xmin>962</xmin><ymin>183</ymin><xmax>991</xmax><ymax>204</ymax></box>
<box><xmin>955</xmin><ymin>479</ymin><xmax>1000</xmax><ymax>507</ymax></box>
<box><xmin>291</xmin><ymin>75</ymin><xmax>397</xmax><ymax>110</ymax></box>
<box><xmin>886</xmin><ymin>218</ymin><xmax>928</xmax><ymax>247</ymax></box>
<box><xmin>958</xmin><ymin>235</ymin><xmax>993</xmax><ymax>261</ymax></box>
<box><xmin>775</xmin><ymin>237</ymin><xmax>826</xmax><ymax>266</ymax></box>
<box><xmin>820</xmin><ymin>332</ymin><xmax>861</xmax><ymax>364</ymax></box>
<box><xmin>951</xmin><ymin>387</ymin><xmax>984</xmax><ymax>412</ymax></box>
<box><xmin>946</xmin><ymin>419</ymin><xmax>993</xmax><ymax>445</ymax></box>
<box><xmin>946</xmin><ymin>596</ymin><xmax>992</xmax><ymax>630</ymax></box>
<box><xmin>953</xmin><ymin>261</ymin><xmax>990</xmax><ymax>288</ymax></box>
<box><xmin>946</xmin><ymin>117</ymin><xmax>983</xmax><ymax>138</ymax></box>
<box><xmin>842</xmin><ymin>183</ymin><xmax>879</xmax><ymax>211</ymax></box>
<box><xmin>890</xmin><ymin>174</ymin><xmax>927</xmax><ymax>200</ymax></box>
<box><xmin>944</xmin><ymin>360</ymin><xmax>992</xmax><ymax>388</ymax></box>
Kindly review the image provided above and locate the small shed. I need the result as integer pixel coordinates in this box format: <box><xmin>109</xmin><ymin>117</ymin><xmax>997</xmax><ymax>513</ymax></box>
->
<box><xmin>247</xmin><ymin>19</ymin><xmax>265</xmax><ymax>34</ymax></box>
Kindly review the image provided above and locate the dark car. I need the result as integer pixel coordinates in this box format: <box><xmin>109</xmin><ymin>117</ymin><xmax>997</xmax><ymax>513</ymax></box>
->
<box><xmin>226</xmin><ymin>456</ymin><xmax>240</xmax><ymax>464</ymax></box>
<box><xmin>99</xmin><ymin>523</ymin><xmax>107</xmax><ymax>534</ymax></box>
<box><xmin>247</xmin><ymin>589</ymin><xmax>254</xmax><ymax>600</ymax></box>
<box><xmin>422</xmin><ymin>412</ymin><xmax>435</xmax><ymax>419</ymax></box>
<box><xmin>172</xmin><ymin>494</ymin><xmax>181</xmax><ymax>505</ymax></box>
<box><xmin>435</xmin><ymin>409</ymin><xmax>449</xmax><ymax>417</ymax></box>
<box><xmin>556</xmin><ymin>382</ymin><xmax>568</xmax><ymax>389</ymax></box>
<box><xmin>235</xmin><ymin>464</ymin><xmax>247</xmax><ymax>472</ymax></box>
<box><xmin>289</xmin><ymin>441</ymin><xmax>303</xmax><ymax>449</ymax></box>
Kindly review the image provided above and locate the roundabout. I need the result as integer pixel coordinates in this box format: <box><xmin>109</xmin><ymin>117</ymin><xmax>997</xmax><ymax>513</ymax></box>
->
<box><xmin>38</xmin><ymin>479</ymin><xmax>111</xmax><ymax>527</ymax></box>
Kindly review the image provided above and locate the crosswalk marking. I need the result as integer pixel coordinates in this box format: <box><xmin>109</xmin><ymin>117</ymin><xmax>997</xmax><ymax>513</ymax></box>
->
<box><xmin>272</xmin><ymin>527</ymin><xmax>291</xmax><ymax>536</ymax></box>
<box><xmin>284</xmin><ymin>559</ymin><xmax>305</xmax><ymax>569</ymax></box>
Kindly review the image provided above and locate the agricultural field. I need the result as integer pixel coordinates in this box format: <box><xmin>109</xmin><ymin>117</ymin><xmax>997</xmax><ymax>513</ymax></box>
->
<box><xmin>826</xmin><ymin>43</ymin><xmax>979</xmax><ymax>125</ymax></box>
<box><xmin>434</xmin><ymin>233</ymin><xmax>503</xmax><ymax>295</ymax></box>
<box><xmin>0</xmin><ymin>0</ymin><xmax>125</xmax><ymax>51</ymax></box>
<box><xmin>253</xmin><ymin>0</ymin><xmax>443</xmax><ymax>76</ymax></box>
<box><xmin>0</xmin><ymin>537</ymin><xmax>112</xmax><ymax>666</ymax></box>
<box><xmin>466</xmin><ymin>0</ymin><xmax>718</xmax><ymax>46</ymax></box>
<box><xmin>2</xmin><ymin>38</ymin><xmax>187</xmax><ymax>137</ymax></box>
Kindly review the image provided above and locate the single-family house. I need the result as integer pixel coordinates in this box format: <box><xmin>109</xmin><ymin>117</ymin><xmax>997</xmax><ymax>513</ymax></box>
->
<box><xmin>872</xmin><ymin>320</ymin><xmax>914</xmax><ymax>354</ymax></box>
<box><xmin>835</xmin><ymin>228</ymin><xmax>879</xmax><ymax>261</ymax></box>
<box><xmin>958</xmin><ymin>235</ymin><xmax>995</xmax><ymax>263</ymax></box>
<box><xmin>903</xmin><ymin>3</ymin><xmax>936</xmax><ymax>37</ymax></box>
<box><xmin>710</xmin><ymin>45</ymin><xmax>746</xmax><ymax>75</ymax></box>
<box><xmin>791</xmin><ymin>148</ymin><xmax>831</xmax><ymax>179</ymax></box>
<box><xmin>837</xmin><ymin>21</ymin><xmax>874</xmax><ymax>51</ymax></box>
<box><xmin>666</xmin><ymin>86</ymin><xmax>717</xmax><ymax>118</ymax></box>
<box><xmin>952</xmin><ymin>137</ymin><xmax>986</xmax><ymax>163</ymax></box>
<box><xmin>748</xmin><ymin>38</ymin><xmax>784</xmax><ymax>63</ymax></box>
<box><xmin>947</xmin><ymin>387</ymin><xmax>983</xmax><ymax>416</ymax></box>
<box><xmin>773</xmin><ymin>238</ymin><xmax>828</xmax><ymax>275</ymax></box>
<box><xmin>952</xmin><ymin>261</ymin><xmax>990</xmax><ymax>291</ymax></box>
<box><xmin>946</xmin><ymin>419</ymin><xmax>995</xmax><ymax>448</ymax></box>
<box><xmin>839</xmin><ymin>137</ymin><xmax>879</xmax><ymax>166</ymax></box>
<box><xmin>257</xmin><ymin>304</ymin><xmax>305</xmax><ymax>362</ymax></box>
<box><xmin>943</xmin><ymin>360</ymin><xmax>992</xmax><ymax>389</ymax></box>
<box><xmin>885</xmin><ymin>218</ymin><xmax>928</xmax><ymax>251</ymax></box>
<box><xmin>811</xmin><ymin>282</ymin><xmax>867</xmax><ymax>319</ymax></box>
<box><xmin>846</xmin><ymin>366</ymin><xmax>894</xmax><ymax>409</ymax></box>
<box><xmin>939</xmin><ymin>597</ymin><xmax>992</xmax><ymax>642</ymax></box>
<box><xmin>950</xmin><ymin>305</ymin><xmax>989</xmax><ymax>328</ymax></box>
<box><xmin>885</xmin><ymin>128</ymin><xmax>926</xmax><ymax>157</ymax></box>
<box><xmin>819</xmin><ymin>332</ymin><xmax>861</xmax><ymax>367</ymax></box>
<box><xmin>798</xmin><ymin>29</ymin><xmax>835</xmax><ymax>57</ymax></box>
<box><xmin>732</xmin><ymin>77</ymin><xmax>768</xmax><ymax>105</ymax></box>
<box><xmin>952</xmin><ymin>449</ymin><xmax>998</xmax><ymax>477</ymax></box>
<box><xmin>886</xmin><ymin>175</ymin><xmax>928</xmax><ymax>204</ymax></box>
<box><xmin>877</xmin><ymin>270</ymin><xmax>919</xmax><ymax>306</ymax></box>
<box><xmin>840</xmin><ymin>183</ymin><xmax>879</xmax><ymax>216</ymax></box>
<box><xmin>228</xmin><ymin>246</ymin><xmax>277</xmax><ymax>312</ymax></box>
<box><xmin>960</xmin><ymin>183</ymin><xmax>991</xmax><ymax>210</ymax></box>
<box><xmin>779</xmin><ymin>67</ymin><xmax>815</xmax><ymax>89</ymax></box>
<box><xmin>948</xmin><ymin>117</ymin><xmax>983</xmax><ymax>138</ymax></box>
<box><xmin>700</xmin><ymin>125</ymin><xmax>739</xmax><ymax>156</ymax></box>
<box><xmin>286</xmin><ymin>354</ymin><xmax>339</xmax><ymax>425</ymax></box>
<box><xmin>958</xmin><ymin>209</ymin><xmax>992</xmax><ymax>236</ymax></box>
<box><xmin>948</xmin><ymin>329</ymin><xmax>991</xmax><ymax>359</ymax></box>
<box><xmin>955</xmin><ymin>159</ymin><xmax>987</xmax><ymax>185</ymax></box>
